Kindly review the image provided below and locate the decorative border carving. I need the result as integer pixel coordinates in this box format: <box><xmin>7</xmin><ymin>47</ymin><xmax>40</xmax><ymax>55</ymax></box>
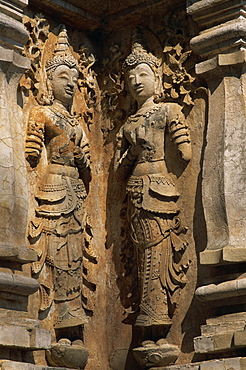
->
<box><xmin>22</xmin><ymin>14</ymin><xmax>50</xmax><ymax>97</ymax></box>
<box><xmin>78</xmin><ymin>46</ymin><xmax>99</xmax><ymax>128</ymax></box>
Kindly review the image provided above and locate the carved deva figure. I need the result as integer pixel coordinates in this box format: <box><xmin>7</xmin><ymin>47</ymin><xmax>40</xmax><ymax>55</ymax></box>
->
<box><xmin>25</xmin><ymin>28</ymin><xmax>91</xmax><ymax>341</ymax></box>
<box><xmin>115</xmin><ymin>36</ymin><xmax>192</xmax><ymax>333</ymax></box>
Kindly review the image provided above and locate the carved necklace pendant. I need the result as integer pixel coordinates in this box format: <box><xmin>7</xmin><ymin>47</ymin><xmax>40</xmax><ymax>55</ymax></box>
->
<box><xmin>49</xmin><ymin>104</ymin><xmax>79</xmax><ymax>127</ymax></box>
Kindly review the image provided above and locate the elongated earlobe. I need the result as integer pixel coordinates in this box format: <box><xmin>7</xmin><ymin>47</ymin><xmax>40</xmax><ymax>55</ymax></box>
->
<box><xmin>47</xmin><ymin>79</ymin><xmax>54</xmax><ymax>104</ymax></box>
<box><xmin>154</xmin><ymin>75</ymin><xmax>162</xmax><ymax>95</ymax></box>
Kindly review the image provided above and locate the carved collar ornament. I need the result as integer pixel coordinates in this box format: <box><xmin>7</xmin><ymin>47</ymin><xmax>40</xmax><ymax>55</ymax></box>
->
<box><xmin>45</xmin><ymin>26</ymin><xmax>78</xmax><ymax>74</ymax></box>
<box><xmin>49</xmin><ymin>101</ymin><xmax>79</xmax><ymax>127</ymax></box>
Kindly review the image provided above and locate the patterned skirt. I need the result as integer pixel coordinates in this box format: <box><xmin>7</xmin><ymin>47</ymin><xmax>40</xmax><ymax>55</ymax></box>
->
<box><xmin>126</xmin><ymin>175</ymin><xmax>188</xmax><ymax>326</ymax></box>
<box><xmin>29</xmin><ymin>171</ymin><xmax>87</xmax><ymax>311</ymax></box>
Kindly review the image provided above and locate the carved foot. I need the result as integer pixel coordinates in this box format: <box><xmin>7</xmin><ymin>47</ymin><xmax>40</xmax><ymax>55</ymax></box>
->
<box><xmin>46</xmin><ymin>339</ymin><xmax>88</xmax><ymax>369</ymax></box>
<box><xmin>133</xmin><ymin>339</ymin><xmax>179</xmax><ymax>368</ymax></box>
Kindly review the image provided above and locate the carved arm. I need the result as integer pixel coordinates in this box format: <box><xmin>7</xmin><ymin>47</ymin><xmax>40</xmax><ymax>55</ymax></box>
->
<box><xmin>25</xmin><ymin>106</ymin><xmax>45</xmax><ymax>168</ymax></box>
<box><xmin>167</xmin><ymin>104</ymin><xmax>192</xmax><ymax>162</ymax></box>
<box><xmin>74</xmin><ymin>129</ymin><xmax>91</xmax><ymax>171</ymax></box>
<box><xmin>114</xmin><ymin>127</ymin><xmax>137</xmax><ymax>179</ymax></box>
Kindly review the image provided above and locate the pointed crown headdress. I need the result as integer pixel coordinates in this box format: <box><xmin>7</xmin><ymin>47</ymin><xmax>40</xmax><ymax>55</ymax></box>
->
<box><xmin>45</xmin><ymin>26</ymin><xmax>78</xmax><ymax>74</ymax></box>
<box><xmin>123</xmin><ymin>27</ymin><xmax>161</xmax><ymax>73</ymax></box>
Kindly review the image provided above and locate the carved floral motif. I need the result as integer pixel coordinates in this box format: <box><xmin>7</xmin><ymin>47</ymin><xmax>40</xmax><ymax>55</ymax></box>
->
<box><xmin>78</xmin><ymin>46</ymin><xmax>99</xmax><ymax>128</ymax></box>
<box><xmin>101</xmin><ymin>43</ymin><xmax>125</xmax><ymax>135</ymax></box>
<box><xmin>162</xmin><ymin>45</ymin><xmax>195</xmax><ymax>106</ymax></box>
<box><xmin>22</xmin><ymin>14</ymin><xmax>50</xmax><ymax>96</ymax></box>
<box><xmin>160</xmin><ymin>11</ymin><xmax>199</xmax><ymax>108</ymax></box>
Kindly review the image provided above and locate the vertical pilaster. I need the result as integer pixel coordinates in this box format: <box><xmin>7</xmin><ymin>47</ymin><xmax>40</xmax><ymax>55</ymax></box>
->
<box><xmin>188</xmin><ymin>0</ymin><xmax>246</xmax><ymax>263</ymax></box>
<box><xmin>187</xmin><ymin>0</ymin><xmax>246</xmax><ymax>363</ymax></box>
<box><xmin>0</xmin><ymin>2</ymin><xmax>51</xmax><ymax>364</ymax></box>
<box><xmin>0</xmin><ymin>0</ymin><xmax>33</xmax><ymax>256</ymax></box>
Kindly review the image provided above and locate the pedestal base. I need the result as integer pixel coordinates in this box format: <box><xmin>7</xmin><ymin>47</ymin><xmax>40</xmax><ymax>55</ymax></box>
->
<box><xmin>46</xmin><ymin>341</ymin><xmax>88</xmax><ymax>369</ymax></box>
<box><xmin>133</xmin><ymin>340</ymin><xmax>179</xmax><ymax>368</ymax></box>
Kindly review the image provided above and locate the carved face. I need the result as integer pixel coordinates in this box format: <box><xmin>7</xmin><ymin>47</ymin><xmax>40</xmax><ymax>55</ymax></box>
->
<box><xmin>51</xmin><ymin>65</ymin><xmax>78</xmax><ymax>105</ymax></box>
<box><xmin>127</xmin><ymin>63</ymin><xmax>158</xmax><ymax>103</ymax></box>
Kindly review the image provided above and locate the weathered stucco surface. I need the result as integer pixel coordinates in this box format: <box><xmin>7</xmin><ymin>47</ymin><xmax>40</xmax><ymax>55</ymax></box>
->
<box><xmin>0</xmin><ymin>1</ymin><xmax>245</xmax><ymax>370</ymax></box>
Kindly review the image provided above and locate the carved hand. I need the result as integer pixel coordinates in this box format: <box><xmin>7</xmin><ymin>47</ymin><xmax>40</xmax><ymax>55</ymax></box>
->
<box><xmin>178</xmin><ymin>142</ymin><xmax>192</xmax><ymax>161</ymax></box>
<box><xmin>73</xmin><ymin>146</ymin><xmax>90</xmax><ymax>168</ymax></box>
<box><xmin>129</xmin><ymin>123</ymin><xmax>154</xmax><ymax>156</ymax></box>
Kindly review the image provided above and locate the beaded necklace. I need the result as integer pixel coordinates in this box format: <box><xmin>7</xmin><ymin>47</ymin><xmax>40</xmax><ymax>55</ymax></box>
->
<box><xmin>49</xmin><ymin>102</ymin><xmax>79</xmax><ymax>127</ymax></box>
<box><xmin>126</xmin><ymin>103</ymin><xmax>163</xmax><ymax>125</ymax></box>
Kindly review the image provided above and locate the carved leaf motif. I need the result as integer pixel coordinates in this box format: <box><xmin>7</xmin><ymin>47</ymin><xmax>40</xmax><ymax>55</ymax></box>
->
<box><xmin>101</xmin><ymin>43</ymin><xmax>125</xmax><ymax>136</ymax></box>
<box><xmin>163</xmin><ymin>44</ymin><xmax>195</xmax><ymax>106</ymax></box>
<box><xmin>163</xmin><ymin>45</ymin><xmax>173</xmax><ymax>53</ymax></box>
<box><xmin>189</xmin><ymin>75</ymin><xmax>196</xmax><ymax>83</ymax></box>
<box><xmin>163</xmin><ymin>63</ymin><xmax>174</xmax><ymax>77</ymax></box>
<box><xmin>160</xmin><ymin>10</ymin><xmax>202</xmax><ymax>108</ymax></box>
<box><xmin>171</xmin><ymin>88</ymin><xmax>179</xmax><ymax>99</ymax></box>
<box><xmin>174</xmin><ymin>43</ymin><xmax>183</xmax><ymax>56</ymax></box>
<box><xmin>22</xmin><ymin>14</ymin><xmax>50</xmax><ymax>95</ymax></box>
<box><xmin>180</xmin><ymin>85</ymin><xmax>190</xmax><ymax>95</ymax></box>
<box><xmin>168</xmin><ymin>54</ymin><xmax>179</xmax><ymax>68</ymax></box>
<box><xmin>78</xmin><ymin>46</ymin><xmax>99</xmax><ymax>128</ymax></box>
<box><xmin>164</xmin><ymin>82</ymin><xmax>173</xmax><ymax>89</ymax></box>
<box><xmin>179</xmin><ymin>50</ymin><xmax>191</xmax><ymax>65</ymax></box>
<box><xmin>183</xmin><ymin>93</ymin><xmax>194</xmax><ymax>106</ymax></box>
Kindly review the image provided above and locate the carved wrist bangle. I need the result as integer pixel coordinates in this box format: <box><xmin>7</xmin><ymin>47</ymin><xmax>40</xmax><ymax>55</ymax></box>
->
<box><xmin>170</xmin><ymin>128</ymin><xmax>190</xmax><ymax>145</ymax></box>
<box><xmin>176</xmin><ymin>138</ymin><xmax>191</xmax><ymax>145</ymax></box>
<box><xmin>171</xmin><ymin>134</ymin><xmax>190</xmax><ymax>144</ymax></box>
<box><xmin>25</xmin><ymin>149</ymin><xmax>39</xmax><ymax>157</ymax></box>
<box><xmin>25</xmin><ymin>146</ymin><xmax>41</xmax><ymax>155</ymax></box>
<box><xmin>171</xmin><ymin>127</ymin><xmax>188</xmax><ymax>138</ymax></box>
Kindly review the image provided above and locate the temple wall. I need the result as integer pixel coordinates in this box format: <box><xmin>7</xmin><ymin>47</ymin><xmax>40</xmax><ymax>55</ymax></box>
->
<box><xmin>0</xmin><ymin>1</ymin><xmax>245</xmax><ymax>370</ymax></box>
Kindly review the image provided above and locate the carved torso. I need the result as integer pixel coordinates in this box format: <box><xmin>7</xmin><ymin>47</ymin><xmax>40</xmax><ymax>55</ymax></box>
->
<box><xmin>125</xmin><ymin>104</ymin><xmax>164</xmax><ymax>173</ymax></box>
<box><xmin>27</xmin><ymin>103</ymin><xmax>84</xmax><ymax>169</ymax></box>
<box><xmin>123</xmin><ymin>102</ymin><xmax>187</xmax><ymax>177</ymax></box>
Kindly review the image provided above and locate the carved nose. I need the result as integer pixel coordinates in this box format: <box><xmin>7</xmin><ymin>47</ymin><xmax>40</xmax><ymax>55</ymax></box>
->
<box><xmin>67</xmin><ymin>79</ymin><xmax>75</xmax><ymax>89</ymax></box>
<box><xmin>135</xmin><ymin>75</ymin><xmax>140</xmax><ymax>85</ymax></box>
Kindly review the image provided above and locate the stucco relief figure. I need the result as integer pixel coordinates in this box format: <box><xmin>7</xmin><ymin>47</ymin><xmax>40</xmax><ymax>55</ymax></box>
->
<box><xmin>115</xmin><ymin>41</ymin><xmax>192</xmax><ymax>330</ymax></box>
<box><xmin>25</xmin><ymin>29</ymin><xmax>91</xmax><ymax>336</ymax></box>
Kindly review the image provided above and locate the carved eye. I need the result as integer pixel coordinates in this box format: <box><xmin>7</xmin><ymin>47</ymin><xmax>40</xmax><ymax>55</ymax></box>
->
<box><xmin>58</xmin><ymin>73</ymin><xmax>69</xmax><ymax>80</ymax></box>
